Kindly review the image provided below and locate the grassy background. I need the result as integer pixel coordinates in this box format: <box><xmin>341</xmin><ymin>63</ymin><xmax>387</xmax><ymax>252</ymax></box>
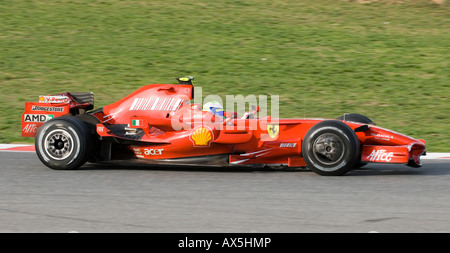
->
<box><xmin>0</xmin><ymin>0</ymin><xmax>449</xmax><ymax>151</ymax></box>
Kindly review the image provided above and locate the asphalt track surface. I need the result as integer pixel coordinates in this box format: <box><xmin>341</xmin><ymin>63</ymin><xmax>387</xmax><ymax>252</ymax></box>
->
<box><xmin>1</xmin><ymin>151</ymin><xmax>449</xmax><ymax>233</ymax></box>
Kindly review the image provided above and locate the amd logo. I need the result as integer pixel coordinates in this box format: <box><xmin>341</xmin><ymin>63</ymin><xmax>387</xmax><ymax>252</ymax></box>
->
<box><xmin>24</xmin><ymin>114</ymin><xmax>54</xmax><ymax>123</ymax></box>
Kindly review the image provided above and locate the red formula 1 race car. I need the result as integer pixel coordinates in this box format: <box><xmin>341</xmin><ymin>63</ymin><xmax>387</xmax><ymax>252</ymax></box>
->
<box><xmin>22</xmin><ymin>77</ymin><xmax>426</xmax><ymax>176</ymax></box>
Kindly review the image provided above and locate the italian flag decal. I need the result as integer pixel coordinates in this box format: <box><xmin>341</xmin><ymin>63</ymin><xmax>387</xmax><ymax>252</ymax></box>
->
<box><xmin>132</xmin><ymin>119</ymin><xmax>142</xmax><ymax>127</ymax></box>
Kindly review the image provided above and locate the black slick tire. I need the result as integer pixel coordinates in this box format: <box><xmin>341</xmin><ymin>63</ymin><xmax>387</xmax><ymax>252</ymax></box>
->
<box><xmin>302</xmin><ymin>120</ymin><xmax>360</xmax><ymax>176</ymax></box>
<box><xmin>35</xmin><ymin>116</ymin><xmax>91</xmax><ymax>170</ymax></box>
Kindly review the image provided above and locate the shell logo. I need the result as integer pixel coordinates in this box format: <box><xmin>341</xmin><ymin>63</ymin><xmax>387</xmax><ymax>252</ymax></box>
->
<box><xmin>189</xmin><ymin>126</ymin><xmax>214</xmax><ymax>147</ymax></box>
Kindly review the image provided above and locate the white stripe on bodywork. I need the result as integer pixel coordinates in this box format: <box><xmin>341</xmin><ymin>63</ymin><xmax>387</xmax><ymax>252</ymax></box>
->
<box><xmin>161</xmin><ymin>98</ymin><xmax>170</xmax><ymax>110</ymax></box>
<box><xmin>256</xmin><ymin>151</ymin><xmax>273</xmax><ymax>157</ymax></box>
<box><xmin>172</xmin><ymin>99</ymin><xmax>182</xmax><ymax>111</ymax></box>
<box><xmin>139</xmin><ymin>98</ymin><xmax>149</xmax><ymax>110</ymax></box>
<box><xmin>157</xmin><ymin>98</ymin><xmax>166</xmax><ymax>110</ymax></box>
<box><xmin>151</xmin><ymin>98</ymin><xmax>160</xmax><ymax>110</ymax></box>
<box><xmin>230</xmin><ymin>159</ymin><xmax>250</xmax><ymax>164</ymax></box>
<box><xmin>148</xmin><ymin>98</ymin><xmax>155</xmax><ymax>110</ymax></box>
<box><xmin>129</xmin><ymin>97</ymin><xmax>185</xmax><ymax>111</ymax></box>
<box><xmin>166</xmin><ymin>98</ymin><xmax>176</xmax><ymax>111</ymax></box>
<box><xmin>240</xmin><ymin>148</ymin><xmax>274</xmax><ymax>157</ymax></box>
<box><xmin>130</xmin><ymin>98</ymin><xmax>139</xmax><ymax>110</ymax></box>
<box><xmin>136</xmin><ymin>98</ymin><xmax>145</xmax><ymax>110</ymax></box>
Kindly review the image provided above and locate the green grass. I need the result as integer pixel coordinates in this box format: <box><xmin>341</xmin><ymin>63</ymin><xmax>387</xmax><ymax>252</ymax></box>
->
<box><xmin>1</xmin><ymin>0</ymin><xmax>449</xmax><ymax>151</ymax></box>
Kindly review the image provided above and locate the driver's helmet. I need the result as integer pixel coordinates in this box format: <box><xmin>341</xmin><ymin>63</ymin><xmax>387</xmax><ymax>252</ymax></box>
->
<box><xmin>202</xmin><ymin>101</ymin><xmax>225</xmax><ymax>118</ymax></box>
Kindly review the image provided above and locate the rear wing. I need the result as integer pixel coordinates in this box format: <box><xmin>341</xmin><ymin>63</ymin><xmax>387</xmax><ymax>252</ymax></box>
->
<box><xmin>21</xmin><ymin>92</ymin><xmax>94</xmax><ymax>137</ymax></box>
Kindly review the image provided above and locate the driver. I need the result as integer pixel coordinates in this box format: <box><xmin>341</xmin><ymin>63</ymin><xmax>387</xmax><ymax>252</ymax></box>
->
<box><xmin>202</xmin><ymin>101</ymin><xmax>225</xmax><ymax>118</ymax></box>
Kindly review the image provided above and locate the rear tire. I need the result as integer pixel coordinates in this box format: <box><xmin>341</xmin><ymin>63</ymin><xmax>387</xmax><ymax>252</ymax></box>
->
<box><xmin>35</xmin><ymin>116</ymin><xmax>91</xmax><ymax>170</ymax></box>
<box><xmin>302</xmin><ymin>120</ymin><xmax>360</xmax><ymax>176</ymax></box>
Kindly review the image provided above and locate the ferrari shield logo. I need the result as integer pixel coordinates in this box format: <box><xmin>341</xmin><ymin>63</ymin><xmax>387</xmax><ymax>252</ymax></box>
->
<box><xmin>267</xmin><ymin>124</ymin><xmax>279</xmax><ymax>139</ymax></box>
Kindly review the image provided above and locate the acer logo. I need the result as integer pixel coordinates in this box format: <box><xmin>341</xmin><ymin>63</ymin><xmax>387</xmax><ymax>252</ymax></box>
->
<box><xmin>144</xmin><ymin>149</ymin><xmax>164</xmax><ymax>155</ymax></box>
<box><xmin>23</xmin><ymin>124</ymin><xmax>38</xmax><ymax>133</ymax></box>
<box><xmin>367</xmin><ymin>149</ymin><xmax>393</xmax><ymax>162</ymax></box>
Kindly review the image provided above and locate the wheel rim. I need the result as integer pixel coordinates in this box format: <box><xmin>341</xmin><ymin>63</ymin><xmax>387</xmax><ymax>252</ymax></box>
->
<box><xmin>44</xmin><ymin>129</ymin><xmax>74</xmax><ymax>160</ymax></box>
<box><xmin>312</xmin><ymin>133</ymin><xmax>345</xmax><ymax>166</ymax></box>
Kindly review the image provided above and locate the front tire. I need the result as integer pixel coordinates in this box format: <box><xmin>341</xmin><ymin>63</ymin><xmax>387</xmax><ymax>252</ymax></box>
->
<box><xmin>35</xmin><ymin>117</ymin><xmax>91</xmax><ymax>170</ymax></box>
<box><xmin>302</xmin><ymin>120</ymin><xmax>360</xmax><ymax>176</ymax></box>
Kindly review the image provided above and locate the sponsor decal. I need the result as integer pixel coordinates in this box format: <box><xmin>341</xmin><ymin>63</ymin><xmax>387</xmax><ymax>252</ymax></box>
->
<box><xmin>189</xmin><ymin>126</ymin><xmax>214</xmax><ymax>147</ymax></box>
<box><xmin>31</xmin><ymin>105</ymin><xmax>64</xmax><ymax>112</ymax></box>
<box><xmin>130</xmin><ymin>97</ymin><xmax>185</xmax><ymax>111</ymax></box>
<box><xmin>366</xmin><ymin>149</ymin><xmax>393</xmax><ymax>162</ymax></box>
<box><xmin>280</xmin><ymin>143</ymin><xmax>296</xmax><ymax>148</ymax></box>
<box><xmin>39</xmin><ymin>95</ymin><xmax>70</xmax><ymax>104</ymax></box>
<box><xmin>97</xmin><ymin>125</ymin><xmax>105</xmax><ymax>133</ymax></box>
<box><xmin>267</xmin><ymin>124</ymin><xmax>279</xmax><ymax>139</ymax></box>
<box><xmin>24</xmin><ymin>114</ymin><xmax>54</xmax><ymax>123</ymax></box>
<box><xmin>132</xmin><ymin>148</ymin><xmax>163</xmax><ymax>156</ymax></box>
<box><xmin>144</xmin><ymin>148</ymin><xmax>164</xmax><ymax>155</ymax></box>
<box><xmin>22</xmin><ymin>124</ymin><xmax>38</xmax><ymax>134</ymax></box>
<box><xmin>371</xmin><ymin>133</ymin><xmax>394</xmax><ymax>141</ymax></box>
<box><xmin>133</xmin><ymin>148</ymin><xmax>142</xmax><ymax>155</ymax></box>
